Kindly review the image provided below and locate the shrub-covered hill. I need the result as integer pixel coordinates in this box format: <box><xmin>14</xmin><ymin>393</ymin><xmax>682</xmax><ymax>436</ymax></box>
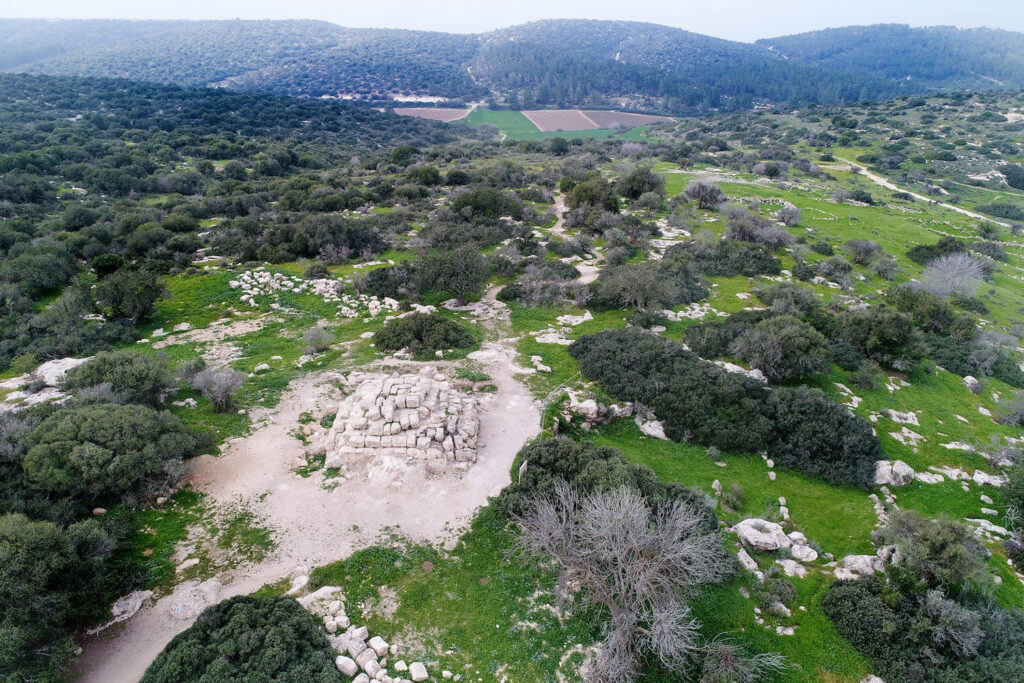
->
<box><xmin>7</xmin><ymin>19</ymin><xmax>1024</xmax><ymax>112</ymax></box>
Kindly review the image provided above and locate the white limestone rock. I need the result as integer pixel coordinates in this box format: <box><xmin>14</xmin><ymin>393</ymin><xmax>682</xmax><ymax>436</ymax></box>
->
<box><xmin>875</xmin><ymin>460</ymin><xmax>915</xmax><ymax>487</ymax></box>
<box><xmin>336</xmin><ymin>656</ymin><xmax>359</xmax><ymax>676</ymax></box>
<box><xmin>733</xmin><ymin>519</ymin><xmax>791</xmax><ymax>552</ymax></box>
<box><xmin>409</xmin><ymin>662</ymin><xmax>429</xmax><ymax>682</ymax></box>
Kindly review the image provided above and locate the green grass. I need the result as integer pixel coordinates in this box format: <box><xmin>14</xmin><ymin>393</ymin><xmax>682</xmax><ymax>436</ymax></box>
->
<box><xmin>460</xmin><ymin>109</ymin><xmax>540</xmax><ymax>137</ymax></box>
<box><xmin>307</xmin><ymin>506</ymin><xmax>599</xmax><ymax>681</ymax></box>
<box><xmin>587</xmin><ymin>420</ymin><xmax>876</xmax><ymax>558</ymax></box>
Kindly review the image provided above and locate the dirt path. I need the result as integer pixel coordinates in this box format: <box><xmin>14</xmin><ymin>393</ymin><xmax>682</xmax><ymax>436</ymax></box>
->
<box><xmin>549</xmin><ymin>192</ymin><xmax>569</xmax><ymax>239</ymax></box>
<box><xmin>831</xmin><ymin>158</ymin><xmax>1009</xmax><ymax>227</ymax></box>
<box><xmin>546</xmin><ymin>193</ymin><xmax>602</xmax><ymax>284</ymax></box>
<box><xmin>73</xmin><ymin>301</ymin><xmax>539</xmax><ymax>682</ymax></box>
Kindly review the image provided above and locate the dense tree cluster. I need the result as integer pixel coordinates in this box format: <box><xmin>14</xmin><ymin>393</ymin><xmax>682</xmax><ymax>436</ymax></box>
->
<box><xmin>569</xmin><ymin>328</ymin><xmax>880</xmax><ymax>485</ymax></box>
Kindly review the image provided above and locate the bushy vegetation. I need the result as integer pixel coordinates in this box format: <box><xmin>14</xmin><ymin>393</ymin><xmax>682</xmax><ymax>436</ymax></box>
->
<box><xmin>62</xmin><ymin>350</ymin><xmax>172</xmax><ymax>406</ymax></box>
<box><xmin>664</xmin><ymin>239</ymin><xmax>781</xmax><ymax>277</ymax></box>
<box><xmin>499</xmin><ymin>437</ymin><xmax>717</xmax><ymax>533</ymax></box>
<box><xmin>142</xmin><ymin>596</ymin><xmax>338</xmax><ymax>682</ymax></box>
<box><xmin>569</xmin><ymin>329</ymin><xmax>879</xmax><ymax>484</ymax></box>
<box><xmin>373</xmin><ymin>313</ymin><xmax>475</xmax><ymax>359</ymax></box>
<box><xmin>823</xmin><ymin>511</ymin><xmax>1020</xmax><ymax>682</ymax></box>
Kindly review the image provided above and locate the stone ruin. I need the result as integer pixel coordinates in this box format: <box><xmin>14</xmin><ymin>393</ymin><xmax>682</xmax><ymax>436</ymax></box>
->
<box><xmin>317</xmin><ymin>366</ymin><xmax>480</xmax><ymax>473</ymax></box>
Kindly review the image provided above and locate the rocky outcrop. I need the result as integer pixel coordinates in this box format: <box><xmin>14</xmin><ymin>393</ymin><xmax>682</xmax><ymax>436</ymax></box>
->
<box><xmin>1</xmin><ymin>356</ymin><xmax>91</xmax><ymax>412</ymax></box>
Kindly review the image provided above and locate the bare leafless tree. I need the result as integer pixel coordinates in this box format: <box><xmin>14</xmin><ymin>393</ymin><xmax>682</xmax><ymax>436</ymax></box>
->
<box><xmin>514</xmin><ymin>485</ymin><xmax>731</xmax><ymax>681</ymax></box>
<box><xmin>698</xmin><ymin>636</ymin><xmax>787</xmax><ymax>683</ymax></box>
<box><xmin>776</xmin><ymin>205</ymin><xmax>802</xmax><ymax>226</ymax></box>
<box><xmin>190</xmin><ymin>367</ymin><xmax>245</xmax><ymax>412</ymax></box>
<box><xmin>303</xmin><ymin>326</ymin><xmax>333</xmax><ymax>354</ymax></box>
<box><xmin>318</xmin><ymin>244</ymin><xmax>354</xmax><ymax>265</ymax></box>
<box><xmin>684</xmin><ymin>180</ymin><xmax>727</xmax><ymax>210</ymax></box>
<box><xmin>921</xmin><ymin>252</ymin><xmax>988</xmax><ymax>297</ymax></box>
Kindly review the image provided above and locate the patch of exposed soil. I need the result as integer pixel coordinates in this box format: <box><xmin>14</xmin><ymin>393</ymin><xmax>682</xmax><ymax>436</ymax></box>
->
<box><xmin>73</xmin><ymin>293</ymin><xmax>539</xmax><ymax>683</ymax></box>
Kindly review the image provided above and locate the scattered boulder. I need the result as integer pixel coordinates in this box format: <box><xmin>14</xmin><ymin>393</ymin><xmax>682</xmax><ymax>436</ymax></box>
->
<box><xmin>874</xmin><ymin>460</ymin><xmax>915</xmax><ymax>487</ymax></box>
<box><xmin>636</xmin><ymin>416</ymin><xmax>668</xmax><ymax>440</ymax></box>
<box><xmin>410</xmin><ymin>662</ymin><xmax>429</xmax><ymax>682</ymax></box>
<box><xmin>736</xmin><ymin>548</ymin><xmax>758</xmax><ymax>572</ymax></box>
<box><xmin>973</xmin><ymin>470</ymin><xmax>1006</xmax><ymax>487</ymax></box>
<box><xmin>834</xmin><ymin>554</ymin><xmax>883</xmax><ymax>580</ymax></box>
<box><xmin>732</xmin><ymin>518</ymin><xmax>791</xmax><ymax>552</ymax></box>
<box><xmin>336</xmin><ymin>656</ymin><xmax>358</xmax><ymax>676</ymax></box>
<box><xmin>791</xmin><ymin>544</ymin><xmax>818</xmax><ymax>563</ymax></box>
<box><xmin>776</xmin><ymin>558</ymin><xmax>807</xmax><ymax>578</ymax></box>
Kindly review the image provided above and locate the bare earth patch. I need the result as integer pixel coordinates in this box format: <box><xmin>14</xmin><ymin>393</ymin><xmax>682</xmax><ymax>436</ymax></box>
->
<box><xmin>521</xmin><ymin>109</ymin><xmax>600</xmax><ymax>132</ymax></box>
<box><xmin>393</xmin><ymin>108</ymin><xmax>471</xmax><ymax>122</ymax></box>
<box><xmin>582</xmin><ymin>110</ymin><xmax>673</xmax><ymax>128</ymax></box>
<box><xmin>73</xmin><ymin>298</ymin><xmax>538</xmax><ymax>683</ymax></box>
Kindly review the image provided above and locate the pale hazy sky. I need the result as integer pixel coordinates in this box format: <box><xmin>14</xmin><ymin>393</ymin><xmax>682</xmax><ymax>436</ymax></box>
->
<box><xmin>5</xmin><ymin>0</ymin><xmax>1024</xmax><ymax>42</ymax></box>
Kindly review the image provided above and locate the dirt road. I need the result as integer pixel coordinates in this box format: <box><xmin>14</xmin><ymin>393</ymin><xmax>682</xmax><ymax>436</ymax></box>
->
<box><xmin>833</xmin><ymin>158</ymin><xmax>1009</xmax><ymax>227</ymax></box>
<box><xmin>73</xmin><ymin>300</ymin><xmax>539</xmax><ymax>682</ymax></box>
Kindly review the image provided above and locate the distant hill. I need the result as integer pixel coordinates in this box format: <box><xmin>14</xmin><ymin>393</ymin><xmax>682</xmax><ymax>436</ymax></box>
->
<box><xmin>757</xmin><ymin>24</ymin><xmax>1024</xmax><ymax>91</ymax></box>
<box><xmin>2</xmin><ymin>18</ymin><xmax>1024</xmax><ymax>112</ymax></box>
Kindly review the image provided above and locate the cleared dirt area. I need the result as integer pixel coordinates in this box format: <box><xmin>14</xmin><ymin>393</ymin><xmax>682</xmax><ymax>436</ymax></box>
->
<box><xmin>73</xmin><ymin>296</ymin><xmax>539</xmax><ymax>683</ymax></box>
<box><xmin>392</xmin><ymin>107</ymin><xmax>471</xmax><ymax>122</ymax></box>
<box><xmin>583</xmin><ymin>110</ymin><xmax>673</xmax><ymax>128</ymax></box>
<box><xmin>521</xmin><ymin>109</ymin><xmax>599</xmax><ymax>132</ymax></box>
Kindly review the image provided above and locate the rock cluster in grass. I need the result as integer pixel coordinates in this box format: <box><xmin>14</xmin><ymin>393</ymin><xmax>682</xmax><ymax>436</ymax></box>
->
<box><xmin>316</xmin><ymin>367</ymin><xmax>480</xmax><ymax>472</ymax></box>
<box><xmin>229</xmin><ymin>267</ymin><xmax>400</xmax><ymax>318</ymax></box>
<box><xmin>297</xmin><ymin>585</ymin><xmax>438</xmax><ymax>683</ymax></box>
<box><xmin>561</xmin><ymin>389</ymin><xmax>633</xmax><ymax>429</ymax></box>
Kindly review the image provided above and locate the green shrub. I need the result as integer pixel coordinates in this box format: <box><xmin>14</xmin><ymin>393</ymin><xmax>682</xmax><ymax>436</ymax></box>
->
<box><xmin>451</xmin><ymin>186</ymin><xmax>523</xmax><ymax>220</ymax></box>
<box><xmin>413</xmin><ymin>247</ymin><xmax>489</xmax><ymax>304</ymax></box>
<box><xmin>570</xmin><ymin>329</ymin><xmax>881</xmax><ymax>485</ymax></box>
<box><xmin>567</xmin><ymin>176</ymin><xmax>618</xmax><ymax>213</ymax></box>
<box><xmin>0</xmin><ymin>514</ymin><xmax>113</xmax><ymax>680</ymax></box>
<box><xmin>22</xmin><ymin>403</ymin><xmax>202</xmax><ymax>505</ymax></box>
<box><xmin>142</xmin><ymin>596</ymin><xmax>338</xmax><ymax>683</ymax></box>
<box><xmin>587</xmin><ymin>260</ymin><xmax>708</xmax><ymax>312</ymax></box>
<box><xmin>374</xmin><ymin>313</ymin><xmax>474</xmax><ymax>360</ymax></box>
<box><xmin>839</xmin><ymin>305</ymin><xmax>922</xmax><ymax>371</ymax></box>
<box><xmin>874</xmin><ymin>510</ymin><xmax>989</xmax><ymax>593</ymax></box>
<box><xmin>614</xmin><ymin>165</ymin><xmax>665</xmax><ymax>200</ymax></box>
<box><xmin>499</xmin><ymin>437</ymin><xmax>719</xmax><ymax>536</ymax></box>
<box><xmin>907</xmin><ymin>236</ymin><xmax>965</xmax><ymax>265</ymax></box>
<box><xmin>63</xmin><ymin>350</ymin><xmax>172</xmax><ymax>406</ymax></box>
<box><xmin>664</xmin><ymin>240</ymin><xmax>782</xmax><ymax>277</ymax></box>
<box><xmin>570</xmin><ymin>329</ymin><xmax>774</xmax><ymax>454</ymax></box>
<box><xmin>682</xmin><ymin>310</ymin><xmax>773</xmax><ymax>358</ymax></box>
<box><xmin>731</xmin><ymin>315</ymin><xmax>831</xmax><ymax>382</ymax></box>
<box><xmin>768</xmin><ymin>387</ymin><xmax>880</xmax><ymax>486</ymax></box>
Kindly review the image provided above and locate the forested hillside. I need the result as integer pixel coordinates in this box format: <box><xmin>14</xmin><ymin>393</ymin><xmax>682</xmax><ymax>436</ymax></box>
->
<box><xmin>759</xmin><ymin>24</ymin><xmax>1024</xmax><ymax>91</ymax></box>
<box><xmin>4</xmin><ymin>19</ymin><xmax>1024</xmax><ymax>112</ymax></box>
<box><xmin>472</xmin><ymin>20</ymin><xmax>887</xmax><ymax>111</ymax></box>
